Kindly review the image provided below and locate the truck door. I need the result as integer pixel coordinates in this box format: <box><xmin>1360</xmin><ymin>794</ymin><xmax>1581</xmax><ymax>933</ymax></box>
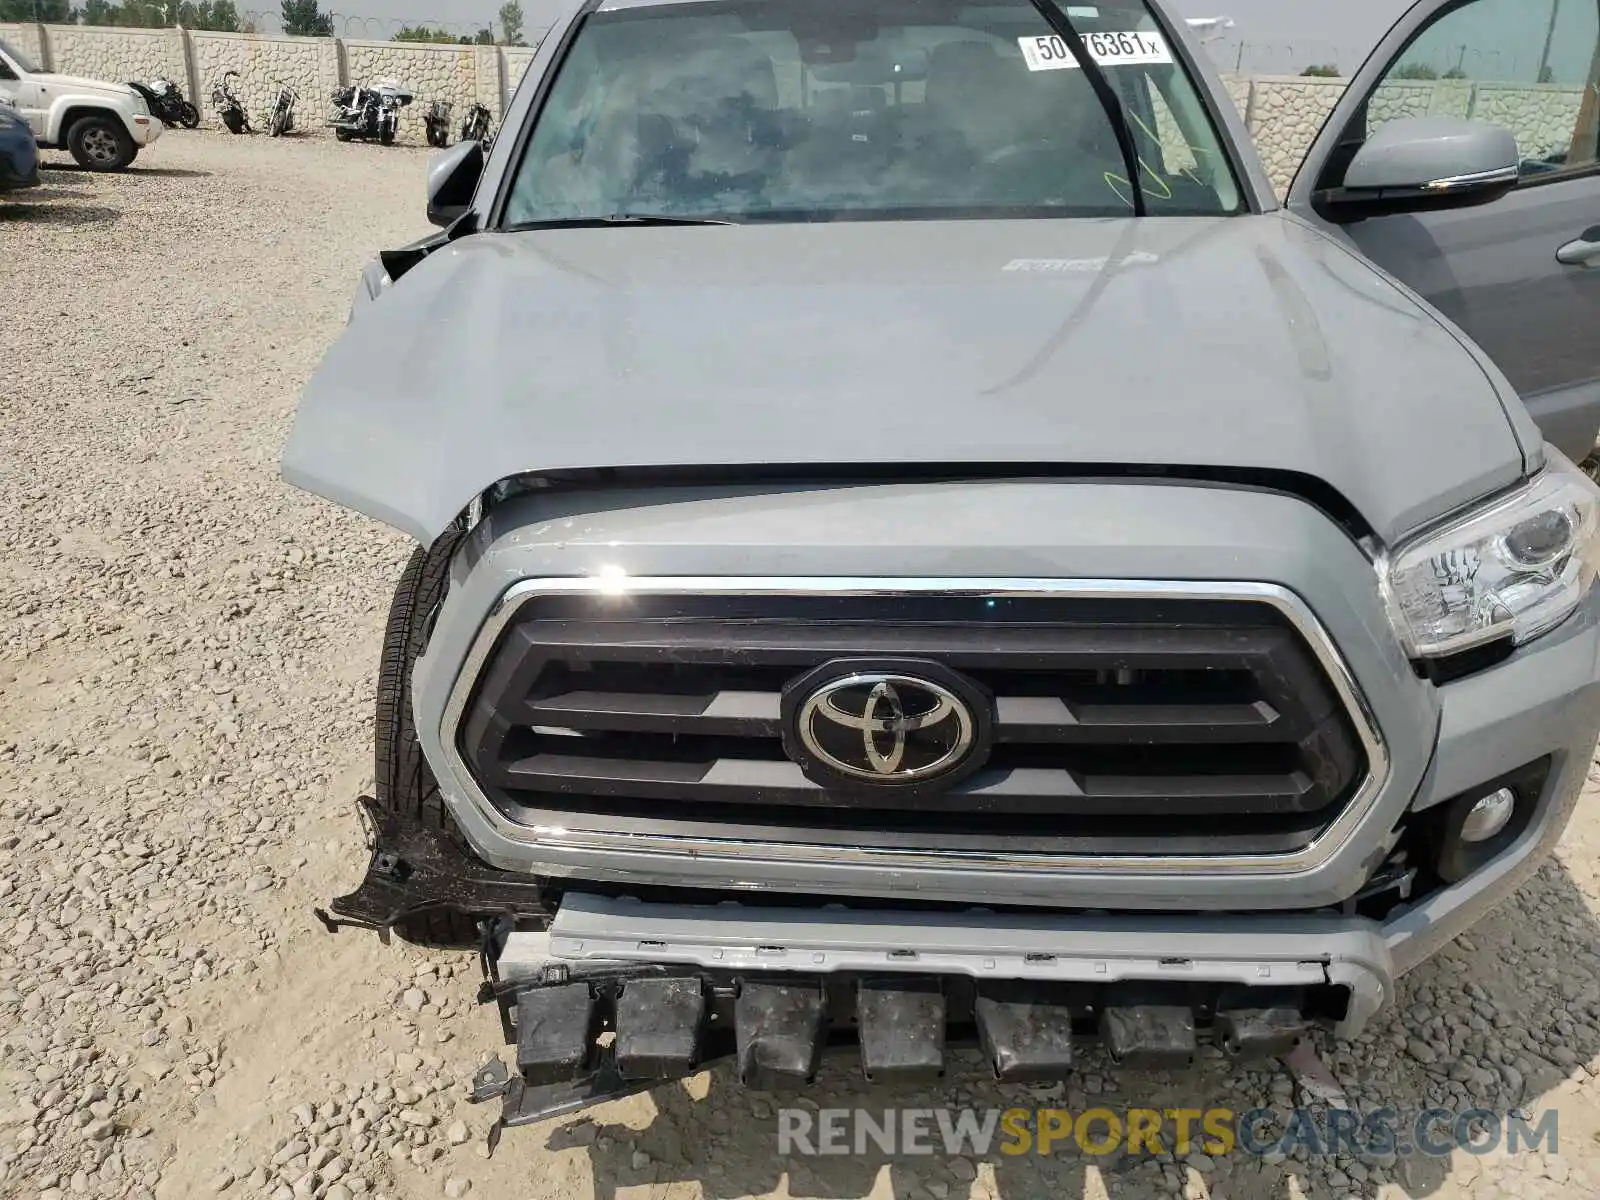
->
<box><xmin>1289</xmin><ymin>0</ymin><xmax>1600</xmax><ymax>464</ymax></box>
<box><xmin>0</xmin><ymin>43</ymin><xmax>45</xmax><ymax>137</ymax></box>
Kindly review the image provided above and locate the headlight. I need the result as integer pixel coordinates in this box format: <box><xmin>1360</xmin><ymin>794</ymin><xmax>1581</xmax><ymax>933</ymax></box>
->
<box><xmin>1380</xmin><ymin>456</ymin><xmax>1600</xmax><ymax>659</ymax></box>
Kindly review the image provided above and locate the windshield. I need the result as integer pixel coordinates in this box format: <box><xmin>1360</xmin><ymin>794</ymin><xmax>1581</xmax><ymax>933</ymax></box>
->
<box><xmin>503</xmin><ymin>0</ymin><xmax>1243</xmax><ymax>225</ymax></box>
<box><xmin>0</xmin><ymin>38</ymin><xmax>39</xmax><ymax>74</ymax></box>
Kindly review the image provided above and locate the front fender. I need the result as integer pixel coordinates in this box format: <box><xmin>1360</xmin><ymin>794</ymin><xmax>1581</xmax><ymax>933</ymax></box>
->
<box><xmin>45</xmin><ymin>96</ymin><xmax>134</xmax><ymax>142</ymax></box>
<box><xmin>349</xmin><ymin>258</ymin><xmax>393</xmax><ymax>321</ymax></box>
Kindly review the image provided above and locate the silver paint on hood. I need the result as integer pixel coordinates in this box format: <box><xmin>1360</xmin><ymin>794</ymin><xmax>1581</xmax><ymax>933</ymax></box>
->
<box><xmin>282</xmin><ymin>213</ymin><xmax>1529</xmax><ymax>544</ymax></box>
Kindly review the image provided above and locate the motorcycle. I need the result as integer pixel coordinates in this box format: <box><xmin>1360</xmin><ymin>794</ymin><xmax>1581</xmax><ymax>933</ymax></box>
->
<box><xmin>423</xmin><ymin>99</ymin><xmax>451</xmax><ymax>149</ymax></box>
<box><xmin>212</xmin><ymin>70</ymin><xmax>251</xmax><ymax>135</ymax></box>
<box><xmin>127</xmin><ymin>77</ymin><xmax>200</xmax><ymax>129</ymax></box>
<box><xmin>267</xmin><ymin>81</ymin><xmax>299</xmax><ymax>138</ymax></box>
<box><xmin>331</xmin><ymin>78</ymin><xmax>414</xmax><ymax>146</ymax></box>
<box><xmin>459</xmin><ymin>102</ymin><xmax>493</xmax><ymax>149</ymax></box>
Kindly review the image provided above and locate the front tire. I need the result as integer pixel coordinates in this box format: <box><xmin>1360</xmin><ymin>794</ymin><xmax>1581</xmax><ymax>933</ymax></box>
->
<box><xmin>67</xmin><ymin>116</ymin><xmax>136</xmax><ymax>171</ymax></box>
<box><xmin>178</xmin><ymin>102</ymin><xmax>200</xmax><ymax>128</ymax></box>
<box><xmin>374</xmin><ymin>531</ymin><xmax>481</xmax><ymax>947</ymax></box>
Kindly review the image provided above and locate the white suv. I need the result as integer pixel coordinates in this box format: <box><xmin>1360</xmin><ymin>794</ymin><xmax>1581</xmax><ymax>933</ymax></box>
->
<box><xmin>0</xmin><ymin>37</ymin><xmax>161</xmax><ymax>171</ymax></box>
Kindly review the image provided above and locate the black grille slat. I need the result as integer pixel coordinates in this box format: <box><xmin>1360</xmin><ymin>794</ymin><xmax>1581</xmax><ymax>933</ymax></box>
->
<box><xmin>527</xmin><ymin>689</ymin><xmax>783</xmax><ymax>737</ymax></box>
<box><xmin>522</xmin><ymin>689</ymin><xmax>1286</xmax><ymax>744</ymax></box>
<box><xmin>494</xmin><ymin>755</ymin><xmax>1320</xmax><ymax>815</ymax></box>
<box><xmin>501</xmin><ymin>619</ymin><xmax>1304</xmax><ymax>672</ymax></box>
<box><xmin>458</xmin><ymin>593</ymin><xmax>1367</xmax><ymax>857</ymax></box>
<box><xmin>994</xmin><ymin>696</ymin><xmax>1287</xmax><ymax>743</ymax></box>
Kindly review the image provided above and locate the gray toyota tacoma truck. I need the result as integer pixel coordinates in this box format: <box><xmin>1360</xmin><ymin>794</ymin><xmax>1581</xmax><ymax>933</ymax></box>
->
<box><xmin>283</xmin><ymin>0</ymin><xmax>1600</xmax><ymax>1124</ymax></box>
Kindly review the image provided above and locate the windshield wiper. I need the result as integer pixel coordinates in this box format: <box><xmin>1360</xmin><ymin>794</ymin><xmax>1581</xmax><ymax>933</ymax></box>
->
<box><xmin>505</xmin><ymin>213</ymin><xmax>741</xmax><ymax>230</ymax></box>
<box><xmin>1022</xmin><ymin>0</ymin><xmax>1148</xmax><ymax>218</ymax></box>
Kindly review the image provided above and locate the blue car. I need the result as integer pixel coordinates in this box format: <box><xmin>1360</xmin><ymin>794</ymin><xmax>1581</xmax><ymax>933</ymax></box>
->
<box><xmin>0</xmin><ymin>103</ymin><xmax>39</xmax><ymax>191</ymax></box>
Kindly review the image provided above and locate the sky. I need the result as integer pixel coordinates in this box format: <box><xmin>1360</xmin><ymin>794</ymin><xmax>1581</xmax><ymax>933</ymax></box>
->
<box><xmin>305</xmin><ymin>0</ymin><xmax>1413</xmax><ymax>59</ymax></box>
<box><xmin>309</xmin><ymin>0</ymin><xmax>1594</xmax><ymax>84</ymax></box>
<box><xmin>1174</xmin><ymin>0</ymin><xmax>1594</xmax><ymax>79</ymax></box>
<box><xmin>1171</xmin><ymin>0</ymin><xmax>1409</xmax><ymax>72</ymax></box>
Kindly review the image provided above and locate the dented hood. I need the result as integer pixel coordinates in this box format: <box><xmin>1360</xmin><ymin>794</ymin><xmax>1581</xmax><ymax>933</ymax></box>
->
<box><xmin>282</xmin><ymin>214</ymin><xmax>1531</xmax><ymax>545</ymax></box>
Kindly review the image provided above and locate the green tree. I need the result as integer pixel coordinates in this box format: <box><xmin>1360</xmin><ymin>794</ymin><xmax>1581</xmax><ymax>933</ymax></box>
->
<box><xmin>393</xmin><ymin>23</ymin><xmax>452</xmax><ymax>40</ymax></box>
<box><xmin>80</xmin><ymin>0</ymin><xmax>116</xmax><ymax>22</ymax></box>
<box><xmin>1442</xmin><ymin>66</ymin><xmax>1469</xmax><ymax>79</ymax></box>
<box><xmin>497</xmin><ymin>0</ymin><xmax>523</xmax><ymax>44</ymax></box>
<box><xmin>1391</xmin><ymin>62</ymin><xmax>1441</xmax><ymax>80</ymax></box>
<box><xmin>177</xmin><ymin>0</ymin><xmax>239</xmax><ymax>29</ymax></box>
<box><xmin>1300</xmin><ymin>64</ymin><xmax>1340</xmax><ymax>78</ymax></box>
<box><xmin>280</xmin><ymin>0</ymin><xmax>331</xmax><ymax>36</ymax></box>
<box><xmin>108</xmin><ymin>1</ymin><xmax>164</xmax><ymax>25</ymax></box>
<box><xmin>0</xmin><ymin>0</ymin><xmax>76</xmax><ymax>19</ymax></box>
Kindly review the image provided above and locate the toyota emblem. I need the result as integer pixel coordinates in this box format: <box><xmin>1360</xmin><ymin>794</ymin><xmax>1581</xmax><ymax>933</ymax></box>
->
<box><xmin>790</xmin><ymin>668</ymin><xmax>986</xmax><ymax>786</ymax></box>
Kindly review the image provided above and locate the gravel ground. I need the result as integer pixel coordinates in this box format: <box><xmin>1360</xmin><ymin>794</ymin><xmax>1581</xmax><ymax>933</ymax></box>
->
<box><xmin>5</xmin><ymin>131</ymin><xmax>1600</xmax><ymax>1200</ymax></box>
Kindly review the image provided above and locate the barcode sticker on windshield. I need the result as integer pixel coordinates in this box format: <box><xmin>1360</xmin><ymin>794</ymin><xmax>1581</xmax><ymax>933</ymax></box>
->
<box><xmin>1017</xmin><ymin>30</ymin><xmax>1173</xmax><ymax>71</ymax></box>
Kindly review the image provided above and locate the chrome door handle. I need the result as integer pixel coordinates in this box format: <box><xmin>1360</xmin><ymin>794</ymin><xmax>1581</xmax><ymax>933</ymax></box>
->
<box><xmin>1558</xmin><ymin>226</ymin><xmax>1600</xmax><ymax>267</ymax></box>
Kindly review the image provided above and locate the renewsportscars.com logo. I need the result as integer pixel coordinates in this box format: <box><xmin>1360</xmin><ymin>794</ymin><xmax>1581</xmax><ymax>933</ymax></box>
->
<box><xmin>777</xmin><ymin>1107</ymin><xmax>1560</xmax><ymax>1159</ymax></box>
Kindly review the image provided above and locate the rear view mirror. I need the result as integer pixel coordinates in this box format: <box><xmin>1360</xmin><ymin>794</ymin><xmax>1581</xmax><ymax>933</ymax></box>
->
<box><xmin>1317</xmin><ymin>117</ymin><xmax>1519</xmax><ymax>223</ymax></box>
<box><xmin>810</xmin><ymin>45</ymin><xmax>929</xmax><ymax>85</ymax></box>
<box><xmin>427</xmin><ymin>139</ymin><xmax>485</xmax><ymax>228</ymax></box>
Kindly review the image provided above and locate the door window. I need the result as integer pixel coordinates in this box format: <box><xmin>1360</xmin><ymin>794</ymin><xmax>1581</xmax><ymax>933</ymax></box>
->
<box><xmin>0</xmin><ymin>38</ymin><xmax>36</xmax><ymax>74</ymax></box>
<box><xmin>1365</xmin><ymin>0</ymin><xmax>1600</xmax><ymax>182</ymax></box>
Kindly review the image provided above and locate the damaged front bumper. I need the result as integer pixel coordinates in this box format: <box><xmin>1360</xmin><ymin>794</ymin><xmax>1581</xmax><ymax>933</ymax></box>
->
<box><xmin>468</xmin><ymin>894</ymin><xmax>1388</xmax><ymax>1129</ymax></box>
<box><xmin>323</xmin><ymin>804</ymin><xmax>1398</xmax><ymax>1130</ymax></box>
<box><xmin>326</xmin><ymin>705</ymin><xmax>1594</xmax><ymax>1131</ymax></box>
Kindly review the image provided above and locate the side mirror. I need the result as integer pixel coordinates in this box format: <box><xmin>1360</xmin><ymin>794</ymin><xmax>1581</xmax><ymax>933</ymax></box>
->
<box><xmin>427</xmin><ymin>139</ymin><xmax>485</xmax><ymax>228</ymax></box>
<box><xmin>1316</xmin><ymin>117</ymin><xmax>1519</xmax><ymax>223</ymax></box>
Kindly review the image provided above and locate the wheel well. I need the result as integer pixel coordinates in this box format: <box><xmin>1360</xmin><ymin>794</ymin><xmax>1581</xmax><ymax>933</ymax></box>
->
<box><xmin>56</xmin><ymin>105</ymin><xmax>122</xmax><ymax>143</ymax></box>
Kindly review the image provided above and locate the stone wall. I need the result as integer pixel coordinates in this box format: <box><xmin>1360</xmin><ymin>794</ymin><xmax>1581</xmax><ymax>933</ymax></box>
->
<box><xmin>502</xmin><ymin>46</ymin><xmax>539</xmax><ymax>107</ymax></box>
<box><xmin>4</xmin><ymin>22</ymin><xmax>1595</xmax><ymax>171</ymax></box>
<box><xmin>1369</xmin><ymin>77</ymin><xmax>1474</xmax><ymax>126</ymax></box>
<box><xmin>1471</xmin><ymin>82</ymin><xmax>1587</xmax><ymax>164</ymax></box>
<box><xmin>1242</xmin><ymin>75</ymin><xmax>1591</xmax><ymax>194</ymax></box>
<box><xmin>4</xmin><ymin>21</ymin><xmax>535</xmax><ymax>141</ymax></box>
<box><xmin>0</xmin><ymin>22</ymin><xmax>46</xmax><ymax>69</ymax></box>
<box><xmin>42</xmin><ymin>23</ymin><xmax>186</xmax><ymax>89</ymax></box>
<box><xmin>1239</xmin><ymin>75</ymin><xmax>1346</xmax><ymax>194</ymax></box>
<box><xmin>472</xmin><ymin>43</ymin><xmax>502</xmax><ymax>118</ymax></box>
<box><xmin>343</xmin><ymin>39</ymin><xmax>479</xmax><ymax>142</ymax></box>
<box><xmin>1217</xmin><ymin>71</ymin><xmax>1253</xmax><ymax>122</ymax></box>
<box><xmin>190</xmin><ymin>31</ymin><xmax>336</xmax><ymax>134</ymax></box>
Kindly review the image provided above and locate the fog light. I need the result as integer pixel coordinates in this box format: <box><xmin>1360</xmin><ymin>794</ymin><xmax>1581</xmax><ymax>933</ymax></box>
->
<box><xmin>1432</xmin><ymin>761</ymin><xmax>1549</xmax><ymax>884</ymax></box>
<box><xmin>1460</xmin><ymin>787</ymin><xmax>1516</xmax><ymax>843</ymax></box>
